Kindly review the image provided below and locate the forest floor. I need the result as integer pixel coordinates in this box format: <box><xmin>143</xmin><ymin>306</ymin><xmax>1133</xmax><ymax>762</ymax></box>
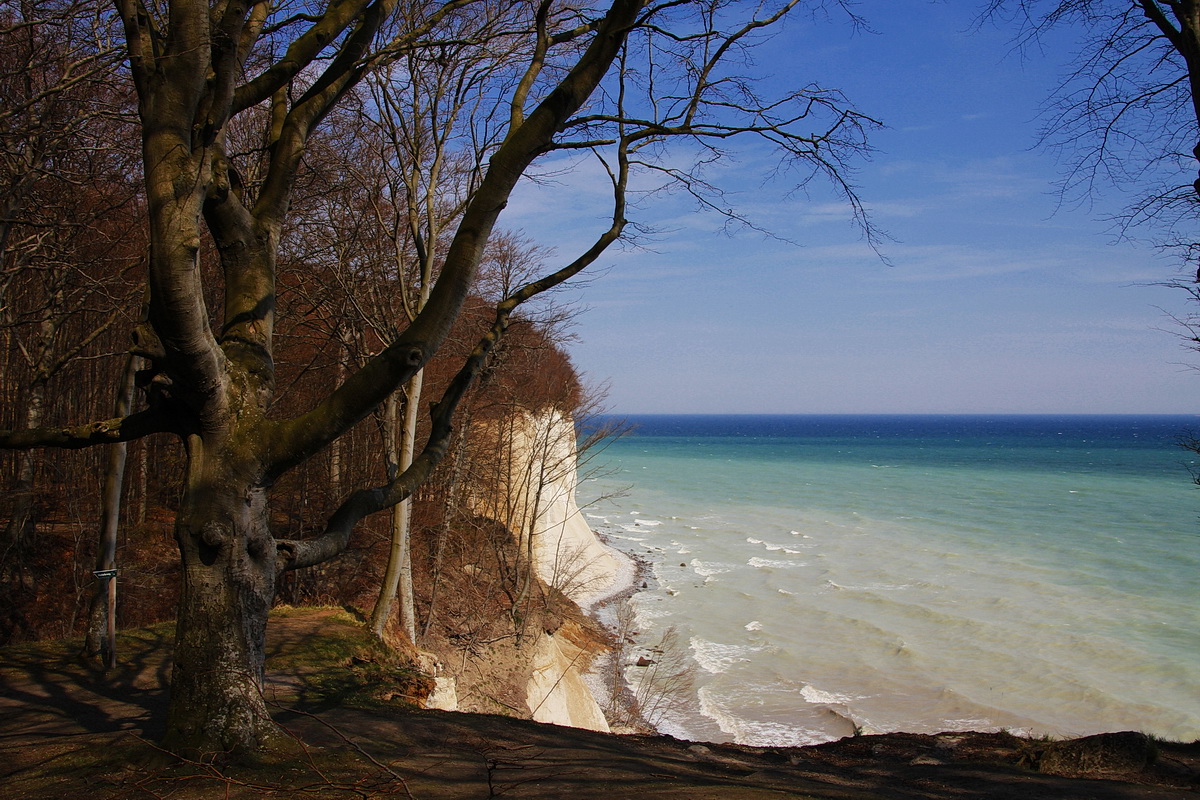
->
<box><xmin>1</xmin><ymin>607</ymin><xmax>1196</xmax><ymax>799</ymax></box>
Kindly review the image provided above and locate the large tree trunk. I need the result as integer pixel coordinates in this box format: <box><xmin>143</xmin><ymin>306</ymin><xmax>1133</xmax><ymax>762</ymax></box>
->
<box><xmin>161</xmin><ymin>437</ymin><xmax>277</xmax><ymax>758</ymax></box>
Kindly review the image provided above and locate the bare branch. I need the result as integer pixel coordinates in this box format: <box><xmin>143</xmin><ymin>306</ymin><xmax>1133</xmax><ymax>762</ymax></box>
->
<box><xmin>277</xmin><ymin>125</ymin><xmax>631</xmax><ymax>571</ymax></box>
<box><xmin>0</xmin><ymin>408</ymin><xmax>171</xmax><ymax>449</ymax></box>
<box><xmin>265</xmin><ymin>0</ymin><xmax>647</xmax><ymax>479</ymax></box>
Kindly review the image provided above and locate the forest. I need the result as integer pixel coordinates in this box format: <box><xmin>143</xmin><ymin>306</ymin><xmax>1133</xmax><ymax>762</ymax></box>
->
<box><xmin>0</xmin><ymin>0</ymin><xmax>884</xmax><ymax>758</ymax></box>
<box><xmin>4</xmin><ymin>0</ymin><xmax>1200</xmax><ymax>774</ymax></box>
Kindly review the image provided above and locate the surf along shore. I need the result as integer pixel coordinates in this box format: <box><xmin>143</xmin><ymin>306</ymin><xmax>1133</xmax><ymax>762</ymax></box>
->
<box><xmin>2</xmin><ymin>409</ymin><xmax>1196</xmax><ymax>797</ymax></box>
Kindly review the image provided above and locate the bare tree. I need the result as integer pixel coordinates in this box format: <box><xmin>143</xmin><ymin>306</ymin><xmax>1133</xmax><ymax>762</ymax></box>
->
<box><xmin>84</xmin><ymin>352</ymin><xmax>140</xmax><ymax>668</ymax></box>
<box><xmin>0</xmin><ymin>0</ymin><xmax>142</xmax><ymax>567</ymax></box>
<box><xmin>984</xmin><ymin>2</ymin><xmax>1200</xmax><ymax>231</ymax></box>
<box><xmin>0</xmin><ymin>0</ymin><xmax>875</xmax><ymax>758</ymax></box>
<box><xmin>361</xmin><ymin>39</ymin><xmax>512</xmax><ymax>642</ymax></box>
<box><xmin>983</xmin><ymin>2</ymin><xmax>1200</xmax><ymax>440</ymax></box>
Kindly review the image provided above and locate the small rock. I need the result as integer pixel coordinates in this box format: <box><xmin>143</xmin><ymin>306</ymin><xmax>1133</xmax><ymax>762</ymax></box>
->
<box><xmin>636</xmin><ymin>656</ymin><xmax>656</xmax><ymax>667</ymax></box>
<box><xmin>688</xmin><ymin>744</ymin><xmax>711</xmax><ymax>755</ymax></box>
<box><xmin>424</xmin><ymin>677</ymin><xmax>458</xmax><ymax>711</ymax></box>
<box><xmin>910</xmin><ymin>755</ymin><xmax>944</xmax><ymax>766</ymax></box>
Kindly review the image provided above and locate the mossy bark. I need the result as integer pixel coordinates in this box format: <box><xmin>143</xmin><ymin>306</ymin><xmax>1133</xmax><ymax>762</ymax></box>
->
<box><xmin>161</xmin><ymin>433</ymin><xmax>277</xmax><ymax>758</ymax></box>
<box><xmin>0</xmin><ymin>0</ymin><xmax>647</xmax><ymax>759</ymax></box>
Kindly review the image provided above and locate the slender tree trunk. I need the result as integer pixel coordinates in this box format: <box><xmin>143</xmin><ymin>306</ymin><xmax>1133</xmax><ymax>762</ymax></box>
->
<box><xmin>86</xmin><ymin>354</ymin><xmax>139</xmax><ymax>668</ymax></box>
<box><xmin>161</xmin><ymin>436</ymin><xmax>278</xmax><ymax>758</ymax></box>
<box><xmin>369</xmin><ymin>393</ymin><xmax>400</xmax><ymax>637</ymax></box>
<box><xmin>396</xmin><ymin>370</ymin><xmax>421</xmax><ymax>642</ymax></box>
<box><xmin>422</xmin><ymin>404</ymin><xmax>471</xmax><ymax>638</ymax></box>
<box><xmin>136</xmin><ymin>441</ymin><xmax>147</xmax><ymax>525</ymax></box>
<box><xmin>369</xmin><ymin>371</ymin><xmax>421</xmax><ymax>644</ymax></box>
<box><xmin>4</xmin><ymin>379</ymin><xmax>46</xmax><ymax>548</ymax></box>
<box><xmin>328</xmin><ymin>358</ymin><xmax>344</xmax><ymax>498</ymax></box>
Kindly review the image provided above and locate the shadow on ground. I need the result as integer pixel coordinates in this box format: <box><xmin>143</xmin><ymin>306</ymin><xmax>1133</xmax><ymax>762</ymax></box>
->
<box><xmin>2</xmin><ymin>609</ymin><xmax>1196</xmax><ymax>799</ymax></box>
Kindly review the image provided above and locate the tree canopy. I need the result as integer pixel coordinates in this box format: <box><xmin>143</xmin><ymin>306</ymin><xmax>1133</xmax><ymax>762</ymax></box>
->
<box><xmin>986</xmin><ymin>1</ymin><xmax>1200</xmax><ymax>235</ymax></box>
<box><xmin>0</xmin><ymin>0</ymin><xmax>876</xmax><ymax>757</ymax></box>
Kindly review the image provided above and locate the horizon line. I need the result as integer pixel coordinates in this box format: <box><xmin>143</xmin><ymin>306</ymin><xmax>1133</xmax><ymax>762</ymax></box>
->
<box><xmin>597</xmin><ymin>411</ymin><xmax>1199</xmax><ymax>417</ymax></box>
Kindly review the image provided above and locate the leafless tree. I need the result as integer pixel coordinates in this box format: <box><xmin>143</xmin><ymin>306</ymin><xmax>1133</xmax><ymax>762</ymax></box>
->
<box><xmin>0</xmin><ymin>0</ymin><xmax>875</xmax><ymax>758</ymax></box>
<box><xmin>984</xmin><ymin>2</ymin><xmax>1200</xmax><ymax>233</ymax></box>
<box><xmin>359</xmin><ymin>39</ymin><xmax>514</xmax><ymax>642</ymax></box>
<box><xmin>0</xmin><ymin>0</ymin><xmax>142</xmax><ymax>558</ymax></box>
<box><xmin>984</xmin><ymin>2</ymin><xmax>1200</xmax><ymax>435</ymax></box>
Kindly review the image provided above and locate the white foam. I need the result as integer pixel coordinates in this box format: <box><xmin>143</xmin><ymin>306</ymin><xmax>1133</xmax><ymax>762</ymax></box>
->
<box><xmin>827</xmin><ymin>580</ymin><xmax>915</xmax><ymax>592</ymax></box>
<box><xmin>746</xmin><ymin>537</ymin><xmax>764</xmax><ymax>544</ymax></box>
<box><xmin>689</xmin><ymin>637</ymin><xmax>757</xmax><ymax>674</ymax></box>
<box><xmin>801</xmin><ymin>684</ymin><xmax>858</xmax><ymax>706</ymax></box>
<box><xmin>748</xmin><ymin>557</ymin><xmax>799</xmax><ymax>569</ymax></box>
<box><xmin>632</xmin><ymin>604</ymin><xmax>672</xmax><ymax>629</ymax></box>
<box><xmin>940</xmin><ymin>717</ymin><xmax>1003</xmax><ymax>732</ymax></box>
<box><xmin>690</xmin><ymin>558</ymin><xmax>731</xmax><ymax>578</ymax></box>
<box><xmin>698</xmin><ymin>686</ymin><xmax>827</xmax><ymax>747</ymax></box>
<box><xmin>745</xmin><ymin>620</ymin><xmax>763</xmax><ymax>631</ymax></box>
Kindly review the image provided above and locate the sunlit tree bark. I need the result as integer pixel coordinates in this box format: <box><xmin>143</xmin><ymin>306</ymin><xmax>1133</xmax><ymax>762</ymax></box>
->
<box><xmin>0</xmin><ymin>0</ymin><xmax>876</xmax><ymax>757</ymax></box>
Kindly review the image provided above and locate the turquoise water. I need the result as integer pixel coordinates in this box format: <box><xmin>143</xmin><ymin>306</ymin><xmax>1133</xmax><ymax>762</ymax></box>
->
<box><xmin>582</xmin><ymin>415</ymin><xmax>1200</xmax><ymax>745</ymax></box>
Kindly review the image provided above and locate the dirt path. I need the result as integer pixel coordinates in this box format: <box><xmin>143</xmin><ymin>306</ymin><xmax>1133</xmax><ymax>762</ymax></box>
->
<box><xmin>2</xmin><ymin>610</ymin><xmax>1196</xmax><ymax>799</ymax></box>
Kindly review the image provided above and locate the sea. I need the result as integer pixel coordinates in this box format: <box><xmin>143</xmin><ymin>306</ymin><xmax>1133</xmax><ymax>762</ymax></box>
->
<box><xmin>579</xmin><ymin>414</ymin><xmax>1200</xmax><ymax>746</ymax></box>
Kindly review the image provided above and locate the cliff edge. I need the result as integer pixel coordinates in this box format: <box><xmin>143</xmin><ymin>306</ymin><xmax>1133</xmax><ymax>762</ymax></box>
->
<box><xmin>445</xmin><ymin>408</ymin><xmax>621</xmax><ymax>732</ymax></box>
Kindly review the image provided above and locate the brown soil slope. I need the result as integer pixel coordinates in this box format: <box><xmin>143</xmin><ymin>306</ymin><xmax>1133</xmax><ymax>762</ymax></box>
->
<box><xmin>1</xmin><ymin>608</ymin><xmax>1196</xmax><ymax>799</ymax></box>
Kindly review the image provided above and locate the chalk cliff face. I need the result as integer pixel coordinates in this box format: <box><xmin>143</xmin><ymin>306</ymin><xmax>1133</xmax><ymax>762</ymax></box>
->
<box><xmin>471</xmin><ymin>408</ymin><xmax>619</xmax><ymax>732</ymax></box>
<box><xmin>526</xmin><ymin>624</ymin><xmax>611</xmax><ymax>731</ymax></box>
<box><xmin>489</xmin><ymin>409</ymin><xmax>619</xmax><ymax>605</ymax></box>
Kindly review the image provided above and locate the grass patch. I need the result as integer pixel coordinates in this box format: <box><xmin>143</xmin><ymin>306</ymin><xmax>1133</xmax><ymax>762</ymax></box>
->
<box><xmin>0</xmin><ymin>606</ymin><xmax>435</xmax><ymax>710</ymax></box>
<box><xmin>264</xmin><ymin>606</ymin><xmax>435</xmax><ymax>709</ymax></box>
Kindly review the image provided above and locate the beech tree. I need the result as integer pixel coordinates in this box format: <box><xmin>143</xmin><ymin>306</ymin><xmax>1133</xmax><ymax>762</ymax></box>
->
<box><xmin>986</xmin><ymin>2</ymin><xmax>1200</xmax><ymax>230</ymax></box>
<box><xmin>0</xmin><ymin>0</ymin><xmax>875</xmax><ymax>758</ymax></box>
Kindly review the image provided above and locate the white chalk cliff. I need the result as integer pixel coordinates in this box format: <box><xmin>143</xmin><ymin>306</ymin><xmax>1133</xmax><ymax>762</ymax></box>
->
<box><xmin>474</xmin><ymin>408</ymin><xmax>619</xmax><ymax>732</ymax></box>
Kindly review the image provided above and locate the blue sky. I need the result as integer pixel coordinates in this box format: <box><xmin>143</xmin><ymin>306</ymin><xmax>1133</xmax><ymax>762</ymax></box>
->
<box><xmin>503</xmin><ymin>2</ymin><xmax>1198</xmax><ymax>414</ymax></box>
